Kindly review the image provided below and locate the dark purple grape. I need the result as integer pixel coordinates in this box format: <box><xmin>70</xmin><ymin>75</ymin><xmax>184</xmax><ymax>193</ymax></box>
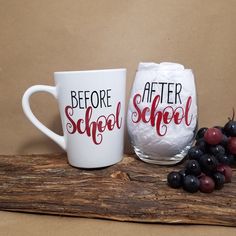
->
<box><xmin>185</xmin><ymin>160</ymin><xmax>201</xmax><ymax>176</ymax></box>
<box><xmin>167</xmin><ymin>171</ymin><xmax>182</xmax><ymax>188</ymax></box>
<box><xmin>179</xmin><ymin>169</ymin><xmax>187</xmax><ymax>183</ymax></box>
<box><xmin>217</xmin><ymin>154</ymin><xmax>232</xmax><ymax>165</ymax></box>
<box><xmin>188</xmin><ymin>146</ymin><xmax>203</xmax><ymax>160</ymax></box>
<box><xmin>195</xmin><ymin>138</ymin><xmax>208</xmax><ymax>152</ymax></box>
<box><xmin>196</xmin><ymin>127</ymin><xmax>208</xmax><ymax>140</ymax></box>
<box><xmin>199</xmin><ymin>176</ymin><xmax>215</xmax><ymax>193</ymax></box>
<box><xmin>227</xmin><ymin>154</ymin><xmax>236</xmax><ymax>166</ymax></box>
<box><xmin>209</xmin><ymin>145</ymin><xmax>225</xmax><ymax>156</ymax></box>
<box><xmin>199</xmin><ymin>154</ymin><xmax>218</xmax><ymax>173</ymax></box>
<box><xmin>224</xmin><ymin>120</ymin><xmax>236</xmax><ymax>137</ymax></box>
<box><xmin>228</xmin><ymin>137</ymin><xmax>236</xmax><ymax>155</ymax></box>
<box><xmin>217</xmin><ymin>164</ymin><xmax>233</xmax><ymax>183</ymax></box>
<box><xmin>220</xmin><ymin>134</ymin><xmax>228</xmax><ymax>148</ymax></box>
<box><xmin>213</xmin><ymin>172</ymin><xmax>225</xmax><ymax>190</ymax></box>
<box><xmin>183</xmin><ymin>175</ymin><xmax>200</xmax><ymax>193</ymax></box>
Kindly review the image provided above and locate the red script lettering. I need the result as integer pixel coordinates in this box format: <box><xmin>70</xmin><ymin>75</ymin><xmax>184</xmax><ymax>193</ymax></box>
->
<box><xmin>131</xmin><ymin>94</ymin><xmax>193</xmax><ymax>136</ymax></box>
<box><xmin>65</xmin><ymin>102</ymin><xmax>122</xmax><ymax>145</ymax></box>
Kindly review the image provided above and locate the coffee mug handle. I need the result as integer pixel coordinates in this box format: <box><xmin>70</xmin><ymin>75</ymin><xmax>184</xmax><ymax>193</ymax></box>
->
<box><xmin>22</xmin><ymin>85</ymin><xmax>66</xmax><ymax>150</ymax></box>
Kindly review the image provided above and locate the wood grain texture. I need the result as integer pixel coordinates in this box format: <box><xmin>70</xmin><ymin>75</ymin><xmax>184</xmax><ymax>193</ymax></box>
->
<box><xmin>0</xmin><ymin>154</ymin><xmax>235</xmax><ymax>226</ymax></box>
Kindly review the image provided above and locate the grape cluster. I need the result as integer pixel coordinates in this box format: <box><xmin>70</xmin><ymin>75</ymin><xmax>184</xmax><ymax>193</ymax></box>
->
<box><xmin>167</xmin><ymin>117</ymin><xmax>236</xmax><ymax>193</ymax></box>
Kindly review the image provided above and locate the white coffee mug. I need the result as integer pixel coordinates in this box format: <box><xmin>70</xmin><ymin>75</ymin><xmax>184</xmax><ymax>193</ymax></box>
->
<box><xmin>22</xmin><ymin>69</ymin><xmax>126</xmax><ymax>168</ymax></box>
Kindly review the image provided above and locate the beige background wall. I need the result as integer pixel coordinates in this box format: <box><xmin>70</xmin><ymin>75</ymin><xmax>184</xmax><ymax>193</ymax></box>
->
<box><xmin>0</xmin><ymin>0</ymin><xmax>236</xmax><ymax>155</ymax></box>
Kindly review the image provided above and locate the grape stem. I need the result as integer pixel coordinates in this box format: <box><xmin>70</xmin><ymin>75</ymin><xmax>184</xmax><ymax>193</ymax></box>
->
<box><xmin>229</xmin><ymin>108</ymin><xmax>235</xmax><ymax>121</ymax></box>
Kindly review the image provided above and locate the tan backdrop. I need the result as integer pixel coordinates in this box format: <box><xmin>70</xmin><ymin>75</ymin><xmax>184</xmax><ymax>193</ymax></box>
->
<box><xmin>1</xmin><ymin>0</ymin><xmax>236</xmax><ymax>155</ymax></box>
<box><xmin>0</xmin><ymin>0</ymin><xmax>236</xmax><ymax>235</ymax></box>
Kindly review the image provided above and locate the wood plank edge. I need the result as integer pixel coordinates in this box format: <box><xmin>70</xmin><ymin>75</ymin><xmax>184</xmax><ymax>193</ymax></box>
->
<box><xmin>1</xmin><ymin>209</ymin><xmax>235</xmax><ymax>227</ymax></box>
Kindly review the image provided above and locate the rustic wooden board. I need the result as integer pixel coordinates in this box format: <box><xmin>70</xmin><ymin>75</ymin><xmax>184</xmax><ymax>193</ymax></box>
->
<box><xmin>0</xmin><ymin>154</ymin><xmax>235</xmax><ymax>226</ymax></box>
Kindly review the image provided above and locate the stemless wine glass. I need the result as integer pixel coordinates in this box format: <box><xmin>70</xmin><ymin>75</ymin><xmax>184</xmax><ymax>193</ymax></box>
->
<box><xmin>127</xmin><ymin>62</ymin><xmax>198</xmax><ymax>165</ymax></box>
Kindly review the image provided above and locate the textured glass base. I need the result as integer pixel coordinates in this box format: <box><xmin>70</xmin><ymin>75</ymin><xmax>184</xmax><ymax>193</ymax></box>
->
<box><xmin>133</xmin><ymin>145</ymin><xmax>191</xmax><ymax>166</ymax></box>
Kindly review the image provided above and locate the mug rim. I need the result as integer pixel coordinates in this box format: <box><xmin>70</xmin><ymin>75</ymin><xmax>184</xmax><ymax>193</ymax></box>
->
<box><xmin>54</xmin><ymin>68</ymin><xmax>126</xmax><ymax>75</ymax></box>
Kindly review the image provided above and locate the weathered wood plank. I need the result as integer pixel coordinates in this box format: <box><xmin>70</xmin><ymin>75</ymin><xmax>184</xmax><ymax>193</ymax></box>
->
<box><xmin>0</xmin><ymin>154</ymin><xmax>235</xmax><ymax>226</ymax></box>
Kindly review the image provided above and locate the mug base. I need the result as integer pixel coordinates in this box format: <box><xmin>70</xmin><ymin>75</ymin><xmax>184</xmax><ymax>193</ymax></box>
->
<box><xmin>67</xmin><ymin>158</ymin><xmax>123</xmax><ymax>169</ymax></box>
